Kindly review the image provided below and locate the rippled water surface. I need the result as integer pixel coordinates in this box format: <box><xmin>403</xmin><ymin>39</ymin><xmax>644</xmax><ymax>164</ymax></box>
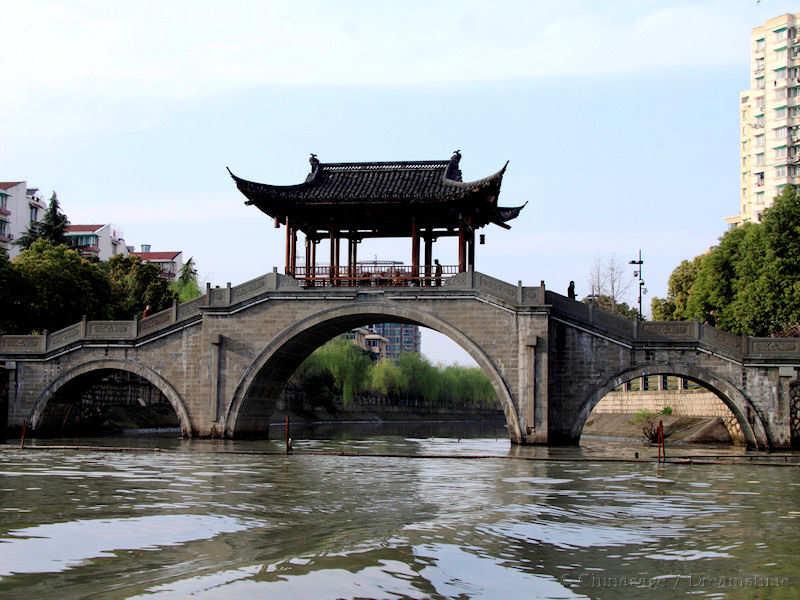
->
<box><xmin>1</xmin><ymin>430</ymin><xmax>799</xmax><ymax>599</ymax></box>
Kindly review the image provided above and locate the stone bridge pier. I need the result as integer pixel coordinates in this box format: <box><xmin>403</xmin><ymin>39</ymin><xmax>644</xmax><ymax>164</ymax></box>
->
<box><xmin>1</xmin><ymin>272</ymin><xmax>798</xmax><ymax>449</ymax></box>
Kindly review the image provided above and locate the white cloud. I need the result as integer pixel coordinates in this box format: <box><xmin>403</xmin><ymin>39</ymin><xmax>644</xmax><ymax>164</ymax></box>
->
<box><xmin>0</xmin><ymin>0</ymin><xmax>761</xmax><ymax>112</ymax></box>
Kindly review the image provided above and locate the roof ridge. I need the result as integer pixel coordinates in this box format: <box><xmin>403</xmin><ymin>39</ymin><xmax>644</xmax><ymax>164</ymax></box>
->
<box><xmin>321</xmin><ymin>160</ymin><xmax>449</xmax><ymax>171</ymax></box>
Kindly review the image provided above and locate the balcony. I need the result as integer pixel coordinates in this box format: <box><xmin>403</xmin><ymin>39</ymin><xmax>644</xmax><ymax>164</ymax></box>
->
<box><xmin>0</xmin><ymin>233</ymin><xmax>11</xmax><ymax>244</ymax></box>
<box><xmin>0</xmin><ymin>207</ymin><xmax>10</xmax><ymax>217</ymax></box>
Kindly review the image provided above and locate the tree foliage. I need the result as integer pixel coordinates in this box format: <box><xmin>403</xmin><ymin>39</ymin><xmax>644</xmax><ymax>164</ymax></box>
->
<box><xmin>170</xmin><ymin>257</ymin><xmax>202</xmax><ymax>302</ymax></box>
<box><xmin>104</xmin><ymin>255</ymin><xmax>176</xmax><ymax>319</ymax></box>
<box><xmin>12</xmin><ymin>240</ymin><xmax>112</xmax><ymax>332</ymax></box>
<box><xmin>290</xmin><ymin>338</ymin><xmax>498</xmax><ymax>409</ymax></box>
<box><xmin>651</xmin><ymin>186</ymin><xmax>800</xmax><ymax>336</ymax></box>
<box><xmin>15</xmin><ymin>192</ymin><xmax>69</xmax><ymax>250</ymax></box>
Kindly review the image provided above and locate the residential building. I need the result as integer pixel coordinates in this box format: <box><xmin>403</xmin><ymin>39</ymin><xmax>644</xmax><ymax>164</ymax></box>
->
<box><xmin>64</xmin><ymin>224</ymin><xmax>128</xmax><ymax>261</ymax></box>
<box><xmin>369</xmin><ymin>322</ymin><xmax>421</xmax><ymax>361</ymax></box>
<box><xmin>130</xmin><ymin>245</ymin><xmax>184</xmax><ymax>280</ymax></box>
<box><xmin>730</xmin><ymin>12</ymin><xmax>800</xmax><ymax>226</ymax></box>
<box><xmin>0</xmin><ymin>181</ymin><xmax>46</xmax><ymax>257</ymax></box>
<box><xmin>342</xmin><ymin>327</ymin><xmax>389</xmax><ymax>360</ymax></box>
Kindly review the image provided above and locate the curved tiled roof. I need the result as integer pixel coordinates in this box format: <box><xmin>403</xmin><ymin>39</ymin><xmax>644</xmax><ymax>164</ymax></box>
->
<box><xmin>228</xmin><ymin>151</ymin><xmax>524</xmax><ymax>232</ymax></box>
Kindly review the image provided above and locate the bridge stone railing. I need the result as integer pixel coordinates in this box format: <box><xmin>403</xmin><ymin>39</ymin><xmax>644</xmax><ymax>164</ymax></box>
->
<box><xmin>2</xmin><ymin>272</ymin><xmax>799</xmax><ymax>362</ymax></box>
<box><xmin>47</xmin><ymin>322</ymin><xmax>83</xmax><ymax>351</ymax></box>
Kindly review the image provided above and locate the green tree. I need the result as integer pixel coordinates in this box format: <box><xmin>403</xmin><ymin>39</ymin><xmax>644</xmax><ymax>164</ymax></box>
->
<box><xmin>15</xmin><ymin>192</ymin><xmax>69</xmax><ymax>250</ymax></box>
<box><xmin>170</xmin><ymin>257</ymin><xmax>202</xmax><ymax>302</ymax></box>
<box><xmin>651</xmin><ymin>256</ymin><xmax>703</xmax><ymax>321</ymax></box>
<box><xmin>104</xmin><ymin>254</ymin><xmax>176</xmax><ymax>319</ymax></box>
<box><xmin>653</xmin><ymin>185</ymin><xmax>800</xmax><ymax>336</ymax></box>
<box><xmin>13</xmin><ymin>239</ymin><xmax>112</xmax><ymax>332</ymax></box>
<box><xmin>368</xmin><ymin>359</ymin><xmax>407</xmax><ymax>396</ymax></box>
<box><xmin>311</xmin><ymin>338</ymin><xmax>372</xmax><ymax>406</ymax></box>
<box><xmin>583</xmin><ymin>294</ymin><xmax>640</xmax><ymax>320</ymax></box>
<box><xmin>0</xmin><ymin>250</ymin><xmax>29</xmax><ymax>333</ymax></box>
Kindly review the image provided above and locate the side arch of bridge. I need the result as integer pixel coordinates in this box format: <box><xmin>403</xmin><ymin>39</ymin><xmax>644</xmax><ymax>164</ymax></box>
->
<box><xmin>224</xmin><ymin>301</ymin><xmax>522</xmax><ymax>441</ymax></box>
<box><xmin>573</xmin><ymin>363</ymin><xmax>770</xmax><ymax>449</ymax></box>
<box><xmin>30</xmin><ymin>359</ymin><xmax>192</xmax><ymax>437</ymax></box>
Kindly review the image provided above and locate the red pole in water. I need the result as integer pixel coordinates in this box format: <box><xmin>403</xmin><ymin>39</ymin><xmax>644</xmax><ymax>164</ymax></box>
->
<box><xmin>19</xmin><ymin>422</ymin><xmax>27</xmax><ymax>449</ymax></box>
<box><xmin>657</xmin><ymin>419</ymin><xmax>665</xmax><ymax>463</ymax></box>
<box><xmin>284</xmin><ymin>415</ymin><xmax>291</xmax><ymax>454</ymax></box>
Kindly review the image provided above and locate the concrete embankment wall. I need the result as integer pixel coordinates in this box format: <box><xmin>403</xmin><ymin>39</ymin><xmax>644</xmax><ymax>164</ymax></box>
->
<box><xmin>593</xmin><ymin>390</ymin><xmax>743</xmax><ymax>443</ymax></box>
<box><xmin>595</xmin><ymin>390</ymin><xmax>732</xmax><ymax>417</ymax></box>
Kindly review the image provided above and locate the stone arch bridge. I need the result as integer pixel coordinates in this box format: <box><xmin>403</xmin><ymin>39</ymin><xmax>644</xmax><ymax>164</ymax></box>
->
<box><xmin>1</xmin><ymin>271</ymin><xmax>798</xmax><ymax>449</ymax></box>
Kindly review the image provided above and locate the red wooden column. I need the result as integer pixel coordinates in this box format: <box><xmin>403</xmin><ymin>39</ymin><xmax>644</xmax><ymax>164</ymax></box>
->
<box><xmin>310</xmin><ymin>239</ymin><xmax>317</xmax><ymax>285</ymax></box>
<box><xmin>467</xmin><ymin>228</ymin><xmax>475</xmax><ymax>272</ymax></box>
<box><xmin>351</xmin><ymin>238</ymin><xmax>358</xmax><ymax>285</ymax></box>
<box><xmin>334</xmin><ymin>236</ymin><xmax>340</xmax><ymax>286</ymax></box>
<box><xmin>457</xmin><ymin>222</ymin><xmax>466</xmax><ymax>273</ymax></box>
<box><xmin>290</xmin><ymin>228</ymin><xmax>298</xmax><ymax>277</ymax></box>
<box><xmin>329</xmin><ymin>231</ymin><xmax>336</xmax><ymax>286</ymax></box>
<box><xmin>411</xmin><ymin>218</ymin><xmax>420</xmax><ymax>284</ymax></box>
<box><xmin>423</xmin><ymin>230</ymin><xmax>433</xmax><ymax>286</ymax></box>
<box><xmin>284</xmin><ymin>217</ymin><xmax>291</xmax><ymax>275</ymax></box>
<box><xmin>304</xmin><ymin>236</ymin><xmax>311</xmax><ymax>284</ymax></box>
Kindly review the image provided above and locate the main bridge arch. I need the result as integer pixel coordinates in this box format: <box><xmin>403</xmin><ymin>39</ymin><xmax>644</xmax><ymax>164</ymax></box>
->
<box><xmin>573</xmin><ymin>363</ymin><xmax>770</xmax><ymax>449</ymax></box>
<box><xmin>225</xmin><ymin>302</ymin><xmax>522</xmax><ymax>442</ymax></box>
<box><xmin>30</xmin><ymin>359</ymin><xmax>192</xmax><ymax>437</ymax></box>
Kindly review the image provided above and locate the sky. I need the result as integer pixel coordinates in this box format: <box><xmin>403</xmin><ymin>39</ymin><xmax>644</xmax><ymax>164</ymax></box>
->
<box><xmin>2</xmin><ymin>0</ymin><xmax>797</xmax><ymax>364</ymax></box>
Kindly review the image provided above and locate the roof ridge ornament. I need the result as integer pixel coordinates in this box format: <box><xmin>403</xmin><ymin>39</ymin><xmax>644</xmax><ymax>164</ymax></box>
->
<box><xmin>307</xmin><ymin>153</ymin><xmax>320</xmax><ymax>182</ymax></box>
<box><xmin>446</xmin><ymin>149</ymin><xmax>462</xmax><ymax>182</ymax></box>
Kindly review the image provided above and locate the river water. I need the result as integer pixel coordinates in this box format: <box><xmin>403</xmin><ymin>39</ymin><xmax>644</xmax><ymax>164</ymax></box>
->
<box><xmin>1</xmin><ymin>425</ymin><xmax>798</xmax><ymax>599</ymax></box>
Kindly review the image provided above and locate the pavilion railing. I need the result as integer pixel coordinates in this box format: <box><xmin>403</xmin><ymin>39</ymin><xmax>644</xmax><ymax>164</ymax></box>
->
<box><xmin>292</xmin><ymin>264</ymin><xmax>459</xmax><ymax>287</ymax></box>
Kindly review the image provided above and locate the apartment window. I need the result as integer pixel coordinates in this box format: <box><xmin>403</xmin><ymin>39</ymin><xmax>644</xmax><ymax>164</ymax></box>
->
<box><xmin>775</xmin><ymin>146</ymin><xmax>788</xmax><ymax>159</ymax></box>
<box><xmin>755</xmin><ymin>191</ymin><xmax>765</xmax><ymax>205</ymax></box>
<box><xmin>776</xmin><ymin>107</ymin><xmax>788</xmax><ymax>119</ymax></box>
<box><xmin>757</xmin><ymin>78</ymin><xmax>766</xmax><ymax>90</ymax></box>
<box><xmin>774</xmin><ymin>28</ymin><xmax>787</xmax><ymax>41</ymax></box>
<box><xmin>775</xmin><ymin>88</ymin><xmax>788</xmax><ymax>99</ymax></box>
<box><xmin>775</xmin><ymin>49</ymin><xmax>787</xmax><ymax>62</ymax></box>
<box><xmin>776</xmin><ymin>68</ymin><xmax>788</xmax><ymax>81</ymax></box>
<box><xmin>756</xmin><ymin>153</ymin><xmax>765</xmax><ymax>166</ymax></box>
<box><xmin>756</xmin><ymin>134</ymin><xmax>765</xmax><ymax>147</ymax></box>
<box><xmin>0</xmin><ymin>220</ymin><xmax>7</xmax><ymax>235</ymax></box>
<box><xmin>29</xmin><ymin>206</ymin><xmax>39</xmax><ymax>223</ymax></box>
<box><xmin>791</xmin><ymin>106</ymin><xmax>800</xmax><ymax>118</ymax></box>
<box><xmin>791</xmin><ymin>165</ymin><xmax>800</xmax><ymax>177</ymax></box>
<box><xmin>0</xmin><ymin>193</ymin><xmax>6</xmax><ymax>210</ymax></box>
<box><xmin>756</xmin><ymin>172</ymin><xmax>765</xmax><ymax>185</ymax></box>
<box><xmin>776</xmin><ymin>165</ymin><xmax>787</xmax><ymax>178</ymax></box>
<box><xmin>774</xmin><ymin>127</ymin><xmax>787</xmax><ymax>139</ymax></box>
<box><xmin>791</xmin><ymin>86</ymin><xmax>800</xmax><ymax>98</ymax></box>
<box><xmin>755</xmin><ymin>115</ymin><xmax>765</xmax><ymax>127</ymax></box>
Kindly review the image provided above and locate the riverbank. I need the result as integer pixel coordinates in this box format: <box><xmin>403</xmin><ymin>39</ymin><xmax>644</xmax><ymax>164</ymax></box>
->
<box><xmin>583</xmin><ymin>413</ymin><xmax>739</xmax><ymax>444</ymax></box>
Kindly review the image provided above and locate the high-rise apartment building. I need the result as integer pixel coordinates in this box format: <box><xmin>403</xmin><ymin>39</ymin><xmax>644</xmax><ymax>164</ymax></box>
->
<box><xmin>729</xmin><ymin>13</ymin><xmax>800</xmax><ymax>226</ymax></box>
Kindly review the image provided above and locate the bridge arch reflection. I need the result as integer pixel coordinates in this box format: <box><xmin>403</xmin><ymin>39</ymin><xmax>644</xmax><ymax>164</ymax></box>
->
<box><xmin>225</xmin><ymin>302</ymin><xmax>521</xmax><ymax>441</ymax></box>
<box><xmin>575</xmin><ymin>364</ymin><xmax>770</xmax><ymax>449</ymax></box>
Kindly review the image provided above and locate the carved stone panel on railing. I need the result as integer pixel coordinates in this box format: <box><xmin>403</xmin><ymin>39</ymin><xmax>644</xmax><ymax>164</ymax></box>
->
<box><xmin>520</xmin><ymin>286</ymin><xmax>544</xmax><ymax>306</ymax></box>
<box><xmin>0</xmin><ymin>335</ymin><xmax>45</xmax><ymax>354</ymax></box>
<box><xmin>639</xmin><ymin>321</ymin><xmax>700</xmax><ymax>342</ymax></box>
<box><xmin>701</xmin><ymin>325</ymin><xmax>744</xmax><ymax>358</ymax></box>
<box><xmin>473</xmin><ymin>273</ymin><xmax>517</xmax><ymax>304</ymax></box>
<box><xmin>546</xmin><ymin>291</ymin><xmax>591</xmax><ymax>323</ymax></box>
<box><xmin>748</xmin><ymin>337</ymin><xmax>800</xmax><ymax>358</ymax></box>
<box><xmin>231</xmin><ymin>276</ymin><xmax>268</xmax><ymax>304</ymax></box>
<box><xmin>138</xmin><ymin>309</ymin><xmax>174</xmax><ymax>336</ymax></box>
<box><xmin>177</xmin><ymin>296</ymin><xmax>205</xmax><ymax>321</ymax></box>
<box><xmin>86</xmin><ymin>321</ymin><xmax>137</xmax><ymax>340</ymax></box>
<box><xmin>47</xmin><ymin>322</ymin><xmax>82</xmax><ymax>350</ymax></box>
<box><xmin>208</xmin><ymin>288</ymin><xmax>227</xmax><ymax>307</ymax></box>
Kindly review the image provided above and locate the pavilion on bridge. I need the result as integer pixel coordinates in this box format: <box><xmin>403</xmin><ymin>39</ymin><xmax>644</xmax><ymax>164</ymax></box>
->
<box><xmin>227</xmin><ymin>151</ymin><xmax>525</xmax><ymax>287</ymax></box>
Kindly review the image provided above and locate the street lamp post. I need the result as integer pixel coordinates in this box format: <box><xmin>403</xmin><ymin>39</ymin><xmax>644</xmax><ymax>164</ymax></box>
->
<box><xmin>629</xmin><ymin>249</ymin><xmax>645</xmax><ymax>320</ymax></box>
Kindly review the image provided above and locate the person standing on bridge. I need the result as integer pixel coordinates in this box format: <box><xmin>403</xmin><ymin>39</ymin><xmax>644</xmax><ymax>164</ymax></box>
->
<box><xmin>567</xmin><ymin>281</ymin><xmax>576</xmax><ymax>300</ymax></box>
<box><xmin>434</xmin><ymin>259</ymin><xmax>443</xmax><ymax>287</ymax></box>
